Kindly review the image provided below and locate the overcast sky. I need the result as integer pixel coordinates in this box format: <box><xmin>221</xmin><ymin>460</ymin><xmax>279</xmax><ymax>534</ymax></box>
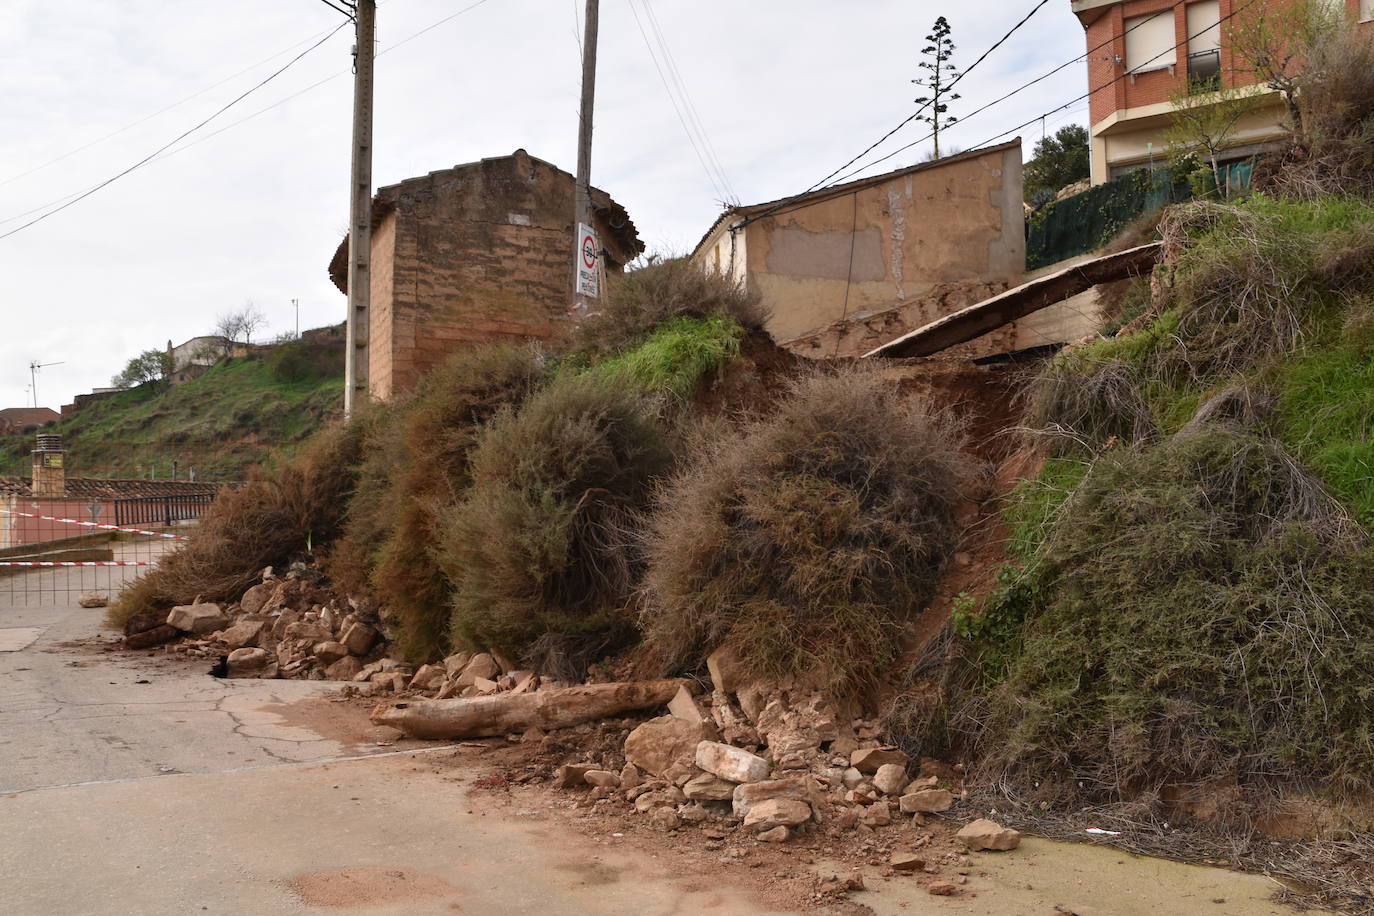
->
<box><xmin>1</xmin><ymin>0</ymin><xmax>1089</xmax><ymax>411</ymax></box>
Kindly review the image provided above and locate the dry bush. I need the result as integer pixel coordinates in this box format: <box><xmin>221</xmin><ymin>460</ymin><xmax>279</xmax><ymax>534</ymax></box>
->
<box><xmin>960</xmin><ymin>427</ymin><xmax>1373</xmax><ymax>819</ymax></box>
<box><xmin>108</xmin><ymin>419</ymin><xmax>367</xmax><ymax>628</ymax></box>
<box><xmin>1022</xmin><ymin>357</ymin><xmax>1157</xmax><ymax>452</ymax></box>
<box><xmin>433</xmin><ymin>371</ymin><xmax>672</xmax><ymax>679</ymax></box>
<box><xmin>640</xmin><ymin>368</ymin><xmax>972</xmax><ymax>695</ymax></box>
<box><xmin>1268</xmin><ymin>26</ymin><xmax>1374</xmax><ymax>199</ymax></box>
<box><xmin>358</xmin><ymin>345</ymin><xmax>543</xmax><ymax>663</ymax></box>
<box><xmin>572</xmin><ymin>256</ymin><xmax>765</xmax><ymax>360</ymax></box>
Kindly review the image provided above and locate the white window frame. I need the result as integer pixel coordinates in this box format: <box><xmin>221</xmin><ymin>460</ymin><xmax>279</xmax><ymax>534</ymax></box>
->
<box><xmin>1125</xmin><ymin>11</ymin><xmax>1177</xmax><ymax>74</ymax></box>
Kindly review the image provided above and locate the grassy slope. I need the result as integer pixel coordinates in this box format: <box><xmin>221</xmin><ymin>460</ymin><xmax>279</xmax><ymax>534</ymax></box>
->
<box><xmin>1</xmin><ymin>356</ymin><xmax>343</xmax><ymax>481</ymax></box>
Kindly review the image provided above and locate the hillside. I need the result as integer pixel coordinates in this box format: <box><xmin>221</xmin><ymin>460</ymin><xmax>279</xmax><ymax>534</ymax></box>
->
<box><xmin>1</xmin><ymin>334</ymin><xmax>344</xmax><ymax>482</ymax></box>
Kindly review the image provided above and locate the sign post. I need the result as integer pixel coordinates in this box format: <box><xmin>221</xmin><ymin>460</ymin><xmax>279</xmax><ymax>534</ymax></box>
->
<box><xmin>575</xmin><ymin>222</ymin><xmax>601</xmax><ymax>300</ymax></box>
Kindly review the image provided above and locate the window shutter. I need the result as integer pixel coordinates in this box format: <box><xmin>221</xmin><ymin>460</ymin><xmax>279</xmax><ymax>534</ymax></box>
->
<box><xmin>1125</xmin><ymin>11</ymin><xmax>1176</xmax><ymax>73</ymax></box>
<box><xmin>1186</xmin><ymin>1</ymin><xmax>1221</xmax><ymax>54</ymax></box>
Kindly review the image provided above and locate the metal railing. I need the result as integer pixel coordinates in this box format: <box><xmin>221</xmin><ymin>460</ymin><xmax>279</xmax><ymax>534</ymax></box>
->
<box><xmin>113</xmin><ymin>493</ymin><xmax>216</xmax><ymax>528</ymax></box>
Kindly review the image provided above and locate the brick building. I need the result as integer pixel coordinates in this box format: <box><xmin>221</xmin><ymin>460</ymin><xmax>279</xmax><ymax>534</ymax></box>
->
<box><xmin>1073</xmin><ymin>0</ymin><xmax>1374</xmax><ymax>183</ymax></box>
<box><xmin>0</xmin><ymin>407</ymin><xmax>59</xmax><ymax>437</ymax></box>
<box><xmin>328</xmin><ymin>150</ymin><xmax>643</xmax><ymax>400</ymax></box>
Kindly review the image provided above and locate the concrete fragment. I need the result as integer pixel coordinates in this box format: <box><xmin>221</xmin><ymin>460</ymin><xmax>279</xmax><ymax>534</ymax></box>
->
<box><xmin>624</xmin><ymin>715</ymin><xmax>703</xmax><ymax>777</ymax></box>
<box><xmin>695</xmin><ymin>741</ymin><xmax>769</xmax><ymax>784</ymax></box>
<box><xmin>851</xmin><ymin>746</ymin><xmax>909</xmax><ymax>774</ymax></box>
<box><xmin>667</xmin><ymin>685</ymin><xmax>706</xmax><ymax>725</ymax></box>
<box><xmin>873</xmin><ymin>763</ymin><xmax>909</xmax><ymax>796</ymax></box>
<box><xmin>77</xmin><ymin>592</ymin><xmax>108</xmax><ymax>608</ymax></box>
<box><xmin>409</xmin><ymin>663</ymin><xmax>445</xmax><ymax>690</ymax></box>
<box><xmin>705</xmin><ymin>646</ymin><xmax>747</xmax><ymax>694</ymax></box>
<box><xmin>240</xmin><ymin>583</ymin><xmax>272</xmax><ymax>614</ymax></box>
<box><xmin>899</xmin><ymin>789</ymin><xmax>954</xmax><ymax>814</ymax></box>
<box><xmin>325</xmin><ymin>655</ymin><xmax>363</xmax><ymax>680</ymax></box>
<box><xmin>584</xmin><ymin>770</ymin><xmax>620</xmax><ymax>788</ymax></box>
<box><xmin>890</xmin><ymin>852</ymin><xmax>924</xmax><ymax>872</ymax></box>
<box><xmin>683</xmin><ymin>773</ymin><xmax>736</xmax><ymax>802</ymax></box>
<box><xmin>442</xmin><ymin>651</ymin><xmax>473</xmax><ymax>677</ymax></box>
<box><xmin>166</xmin><ymin>603</ymin><xmax>228</xmax><ymax>634</ymax></box>
<box><xmin>731</xmin><ymin>777</ymin><xmax>812</xmax><ymax>819</ymax></box>
<box><xmin>956</xmin><ymin>818</ymin><xmax>1020</xmax><ymax>851</ymax></box>
<box><xmin>226</xmin><ymin>647</ymin><xmax>274</xmax><ymax>678</ymax></box>
<box><xmin>312</xmin><ymin>640</ymin><xmax>349</xmax><ymax>665</ymax></box>
<box><xmin>219</xmin><ymin>618</ymin><xmax>267</xmax><ymax>651</ymax></box>
<box><xmin>742</xmin><ymin>798</ymin><xmax>811</xmax><ymax>830</ymax></box>
<box><xmin>340</xmin><ymin>621</ymin><xmax>378</xmax><ymax>656</ymax></box>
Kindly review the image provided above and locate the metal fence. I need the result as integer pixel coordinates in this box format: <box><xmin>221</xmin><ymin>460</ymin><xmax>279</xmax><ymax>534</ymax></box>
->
<box><xmin>113</xmin><ymin>493</ymin><xmax>216</xmax><ymax>528</ymax></box>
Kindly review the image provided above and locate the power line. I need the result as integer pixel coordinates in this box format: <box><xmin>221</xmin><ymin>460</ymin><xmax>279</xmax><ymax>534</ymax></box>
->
<box><xmin>734</xmin><ymin>0</ymin><xmax>1054</xmax><ymax>230</ymax></box>
<box><xmin>639</xmin><ymin>0</ymin><xmax>738</xmax><ymax>204</ymax></box>
<box><xmin>626</xmin><ymin>0</ymin><xmax>732</xmax><ymax>204</ymax></box>
<box><xmin>0</xmin><ymin>25</ymin><xmax>344</xmax><ymax>190</ymax></box>
<box><xmin>0</xmin><ymin>0</ymin><xmax>500</xmax><ymax>236</ymax></box>
<box><xmin>755</xmin><ymin>0</ymin><xmax>1258</xmax><ymax>225</ymax></box>
<box><xmin>316</xmin><ymin>0</ymin><xmax>357</xmax><ymax>19</ymax></box>
<box><xmin>0</xmin><ymin>22</ymin><xmax>350</xmax><ymax>242</ymax></box>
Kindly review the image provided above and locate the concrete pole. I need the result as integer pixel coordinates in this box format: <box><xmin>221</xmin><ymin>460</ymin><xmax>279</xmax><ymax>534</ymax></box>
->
<box><xmin>571</xmin><ymin>0</ymin><xmax>599</xmax><ymax>314</ymax></box>
<box><xmin>344</xmin><ymin>0</ymin><xmax>375</xmax><ymax>417</ymax></box>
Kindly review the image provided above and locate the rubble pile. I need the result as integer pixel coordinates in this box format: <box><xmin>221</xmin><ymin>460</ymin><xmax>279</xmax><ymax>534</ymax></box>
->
<box><xmin>527</xmin><ymin>646</ymin><xmax>1021</xmax><ymax>898</ymax></box>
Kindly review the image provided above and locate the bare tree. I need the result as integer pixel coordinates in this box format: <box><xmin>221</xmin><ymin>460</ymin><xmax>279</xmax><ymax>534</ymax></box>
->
<box><xmin>1227</xmin><ymin>0</ymin><xmax>1342</xmax><ymax>138</ymax></box>
<box><xmin>1166</xmin><ymin>79</ymin><xmax>1259</xmax><ymax>198</ymax></box>
<box><xmin>213</xmin><ymin>303</ymin><xmax>268</xmax><ymax>349</ymax></box>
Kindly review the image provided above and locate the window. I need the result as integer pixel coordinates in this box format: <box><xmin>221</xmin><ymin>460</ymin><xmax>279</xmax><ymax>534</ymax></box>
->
<box><xmin>1187</xmin><ymin>1</ymin><xmax>1222</xmax><ymax>91</ymax></box>
<box><xmin>1125</xmin><ymin>11</ymin><xmax>1176</xmax><ymax>74</ymax></box>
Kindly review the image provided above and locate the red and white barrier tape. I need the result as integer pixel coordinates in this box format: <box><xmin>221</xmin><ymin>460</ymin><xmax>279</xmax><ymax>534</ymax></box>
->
<box><xmin>0</xmin><ymin>560</ymin><xmax>154</xmax><ymax>567</ymax></box>
<box><xmin>0</xmin><ymin>509</ymin><xmax>188</xmax><ymax>540</ymax></box>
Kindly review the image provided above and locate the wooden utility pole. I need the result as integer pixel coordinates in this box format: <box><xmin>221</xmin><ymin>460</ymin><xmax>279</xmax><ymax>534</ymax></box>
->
<box><xmin>571</xmin><ymin>0</ymin><xmax>600</xmax><ymax>314</ymax></box>
<box><xmin>344</xmin><ymin>0</ymin><xmax>375</xmax><ymax>417</ymax></box>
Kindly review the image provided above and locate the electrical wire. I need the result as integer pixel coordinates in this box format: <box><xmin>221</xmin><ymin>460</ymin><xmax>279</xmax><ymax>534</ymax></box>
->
<box><xmin>626</xmin><ymin>0</ymin><xmax>733</xmax><ymax>204</ymax></box>
<box><xmin>0</xmin><ymin>22</ymin><xmax>350</xmax><ymax>242</ymax></box>
<box><xmin>316</xmin><ymin>0</ymin><xmax>356</xmax><ymax>19</ymax></box>
<box><xmin>0</xmin><ymin>25</ymin><xmax>345</xmax><ymax>189</ymax></box>
<box><xmin>0</xmin><ymin>0</ymin><xmax>499</xmax><ymax>236</ymax></box>
<box><xmin>639</xmin><ymin>0</ymin><xmax>738</xmax><ymax>204</ymax></box>
<box><xmin>736</xmin><ymin>0</ymin><xmax>1055</xmax><ymax>228</ymax></box>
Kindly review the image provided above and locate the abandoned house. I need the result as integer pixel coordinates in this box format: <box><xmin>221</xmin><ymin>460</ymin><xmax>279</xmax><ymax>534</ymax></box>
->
<box><xmin>328</xmin><ymin>149</ymin><xmax>643</xmax><ymax>400</ymax></box>
<box><xmin>690</xmin><ymin>140</ymin><xmax>1067</xmax><ymax>359</ymax></box>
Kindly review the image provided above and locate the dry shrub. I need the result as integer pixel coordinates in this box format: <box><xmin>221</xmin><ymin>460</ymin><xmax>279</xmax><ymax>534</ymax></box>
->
<box><xmin>354</xmin><ymin>345</ymin><xmax>543</xmax><ymax>662</ymax></box>
<box><xmin>1268</xmin><ymin>26</ymin><xmax>1374</xmax><ymax>200</ymax></box>
<box><xmin>433</xmin><ymin>371</ymin><xmax>672</xmax><ymax>679</ymax></box>
<box><xmin>961</xmin><ymin>427</ymin><xmax>1373</xmax><ymax>820</ymax></box>
<box><xmin>640</xmin><ymin>368</ymin><xmax>972</xmax><ymax>695</ymax></box>
<box><xmin>1313</xmin><ymin>222</ymin><xmax>1374</xmax><ymax>292</ymax></box>
<box><xmin>108</xmin><ymin>419</ymin><xmax>367</xmax><ymax>628</ymax></box>
<box><xmin>1022</xmin><ymin>357</ymin><xmax>1157</xmax><ymax>452</ymax></box>
<box><xmin>572</xmin><ymin>256</ymin><xmax>765</xmax><ymax>360</ymax></box>
<box><xmin>1156</xmin><ymin>202</ymin><xmax>1310</xmax><ymax>379</ymax></box>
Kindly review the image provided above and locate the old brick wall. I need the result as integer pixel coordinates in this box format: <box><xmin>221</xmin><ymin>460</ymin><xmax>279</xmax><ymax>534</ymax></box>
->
<box><xmin>366</xmin><ymin>151</ymin><xmax>634</xmax><ymax>400</ymax></box>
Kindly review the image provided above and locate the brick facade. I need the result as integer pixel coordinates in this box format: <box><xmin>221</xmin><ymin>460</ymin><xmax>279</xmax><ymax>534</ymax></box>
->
<box><xmin>329</xmin><ymin>150</ymin><xmax>642</xmax><ymax>400</ymax></box>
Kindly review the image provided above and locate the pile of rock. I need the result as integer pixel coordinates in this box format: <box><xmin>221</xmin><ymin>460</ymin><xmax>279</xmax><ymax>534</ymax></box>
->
<box><xmin>550</xmin><ymin>646</ymin><xmax>995</xmax><ymax>846</ymax></box>
<box><xmin>121</xmin><ymin>565</ymin><xmax>388</xmax><ymax>681</ymax></box>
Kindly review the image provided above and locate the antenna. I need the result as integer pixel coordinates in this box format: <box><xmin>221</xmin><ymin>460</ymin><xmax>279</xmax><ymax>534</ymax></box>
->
<box><xmin>28</xmin><ymin>360</ymin><xmax>64</xmax><ymax>408</ymax></box>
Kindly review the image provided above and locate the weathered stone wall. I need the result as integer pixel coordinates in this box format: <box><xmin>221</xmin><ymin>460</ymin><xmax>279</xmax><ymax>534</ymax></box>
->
<box><xmin>364</xmin><ymin>151</ymin><xmax>637</xmax><ymax>400</ymax></box>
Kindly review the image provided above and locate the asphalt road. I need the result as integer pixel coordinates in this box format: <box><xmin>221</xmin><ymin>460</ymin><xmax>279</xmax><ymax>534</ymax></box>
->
<box><xmin>0</xmin><ymin>567</ymin><xmax>1297</xmax><ymax>916</ymax></box>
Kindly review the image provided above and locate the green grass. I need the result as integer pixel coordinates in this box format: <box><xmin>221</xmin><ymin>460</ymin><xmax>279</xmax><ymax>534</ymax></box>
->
<box><xmin>1276</xmin><ymin>342</ymin><xmax>1374</xmax><ymax>528</ymax></box>
<box><xmin>591</xmin><ymin>314</ymin><xmax>742</xmax><ymax>400</ymax></box>
<box><xmin>0</xmin><ymin>354</ymin><xmax>343</xmax><ymax>481</ymax></box>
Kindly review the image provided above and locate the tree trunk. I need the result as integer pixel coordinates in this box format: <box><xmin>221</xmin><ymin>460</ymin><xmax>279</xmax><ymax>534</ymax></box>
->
<box><xmin>370</xmin><ymin>679</ymin><xmax>688</xmax><ymax>740</ymax></box>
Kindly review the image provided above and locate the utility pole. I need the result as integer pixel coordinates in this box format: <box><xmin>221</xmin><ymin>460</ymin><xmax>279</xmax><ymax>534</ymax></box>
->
<box><xmin>344</xmin><ymin>0</ymin><xmax>375</xmax><ymax>417</ymax></box>
<box><xmin>292</xmin><ymin>298</ymin><xmax>299</xmax><ymax>338</ymax></box>
<box><xmin>29</xmin><ymin>360</ymin><xmax>63</xmax><ymax>408</ymax></box>
<box><xmin>571</xmin><ymin>0</ymin><xmax>600</xmax><ymax>314</ymax></box>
